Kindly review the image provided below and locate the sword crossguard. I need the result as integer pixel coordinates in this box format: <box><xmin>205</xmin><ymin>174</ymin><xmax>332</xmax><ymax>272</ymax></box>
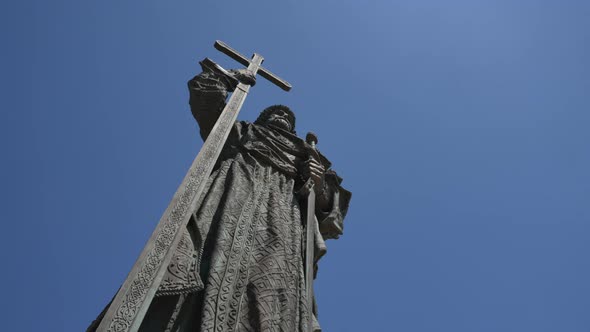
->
<box><xmin>214</xmin><ymin>40</ymin><xmax>292</xmax><ymax>91</ymax></box>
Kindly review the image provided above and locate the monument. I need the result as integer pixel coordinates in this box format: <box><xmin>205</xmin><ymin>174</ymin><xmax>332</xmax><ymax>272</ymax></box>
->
<box><xmin>88</xmin><ymin>41</ymin><xmax>351</xmax><ymax>332</ymax></box>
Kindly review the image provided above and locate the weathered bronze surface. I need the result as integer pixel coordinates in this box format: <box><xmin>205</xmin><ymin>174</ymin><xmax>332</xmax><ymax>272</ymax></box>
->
<box><xmin>89</xmin><ymin>41</ymin><xmax>350</xmax><ymax>332</ymax></box>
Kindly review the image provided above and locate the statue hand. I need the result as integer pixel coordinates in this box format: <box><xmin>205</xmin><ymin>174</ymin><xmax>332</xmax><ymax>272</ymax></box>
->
<box><xmin>228</xmin><ymin>69</ymin><xmax>256</xmax><ymax>87</ymax></box>
<box><xmin>198</xmin><ymin>58</ymin><xmax>256</xmax><ymax>91</ymax></box>
<box><xmin>303</xmin><ymin>158</ymin><xmax>325</xmax><ymax>192</ymax></box>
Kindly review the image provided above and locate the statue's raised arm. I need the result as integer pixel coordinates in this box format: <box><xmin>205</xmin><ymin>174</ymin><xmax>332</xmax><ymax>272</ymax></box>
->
<box><xmin>188</xmin><ymin>59</ymin><xmax>256</xmax><ymax>140</ymax></box>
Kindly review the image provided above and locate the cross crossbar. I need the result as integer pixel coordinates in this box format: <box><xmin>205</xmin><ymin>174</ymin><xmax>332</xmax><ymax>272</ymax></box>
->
<box><xmin>215</xmin><ymin>40</ymin><xmax>292</xmax><ymax>91</ymax></box>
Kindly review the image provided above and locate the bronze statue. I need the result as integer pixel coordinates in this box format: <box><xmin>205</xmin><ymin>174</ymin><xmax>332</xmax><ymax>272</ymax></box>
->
<box><xmin>89</xmin><ymin>42</ymin><xmax>350</xmax><ymax>332</ymax></box>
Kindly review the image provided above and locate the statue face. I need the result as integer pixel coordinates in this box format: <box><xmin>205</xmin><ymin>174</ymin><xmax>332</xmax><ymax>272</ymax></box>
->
<box><xmin>265</xmin><ymin>109</ymin><xmax>294</xmax><ymax>131</ymax></box>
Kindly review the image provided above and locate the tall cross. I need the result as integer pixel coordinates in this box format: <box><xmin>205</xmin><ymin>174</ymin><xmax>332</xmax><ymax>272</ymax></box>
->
<box><xmin>96</xmin><ymin>41</ymin><xmax>291</xmax><ymax>332</ymax></box>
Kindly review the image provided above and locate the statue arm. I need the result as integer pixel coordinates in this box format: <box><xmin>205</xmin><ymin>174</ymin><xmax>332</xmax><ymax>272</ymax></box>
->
<box><xmin>300</xmin><ymin>152</ymin><xmax>351</xmax><ymax>240</ymax></box>
<box><xmin>315</xmin><ymin>170</ymin><xmax>351</xmax><ymax>240</ymax></box>
<box><xmin>188</xmin><ymin>60</ymin><xmax>257</xmax><ymax>141</ymax></box>
<box><xmin>187</xmin><ymin>70</ymin><xmax>231</xmax><ymax>141</ymax></box>
<box><xmin>311</xmin><ymin>169</ymin><xmax>351</xmax><ymax>278</ymax></box>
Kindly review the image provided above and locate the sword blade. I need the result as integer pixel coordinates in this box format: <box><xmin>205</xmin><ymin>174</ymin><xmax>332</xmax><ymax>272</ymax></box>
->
<box><xmin>305</xmin><ymin>183</ymin><xmax>316</xmax><ymax>332</ymax></box>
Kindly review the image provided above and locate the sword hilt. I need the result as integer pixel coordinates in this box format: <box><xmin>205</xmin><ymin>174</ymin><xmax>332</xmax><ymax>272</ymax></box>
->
<box><xmin>306</xmin><ymin>132</ymin><xmax>318</xmax><ymax>147</ymax></box>
<box><xmin>305</xmin><ymin>132</ymin><xmax>320</xmax><ymax>161</ymax></box>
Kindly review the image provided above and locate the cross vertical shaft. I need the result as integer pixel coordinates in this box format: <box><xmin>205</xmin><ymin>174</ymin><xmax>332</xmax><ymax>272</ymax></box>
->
<box><xmin>95</xmin><ymin>43</ymin><xmax>287</xmax><ymax>332</ymax></box>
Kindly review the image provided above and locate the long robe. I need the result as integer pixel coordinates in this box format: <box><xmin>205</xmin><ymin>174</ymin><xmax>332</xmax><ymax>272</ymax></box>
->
<box><xmin>88</xmin><ymin>70</ymin><xmax>350</xmax><ymax>332</ymax></box>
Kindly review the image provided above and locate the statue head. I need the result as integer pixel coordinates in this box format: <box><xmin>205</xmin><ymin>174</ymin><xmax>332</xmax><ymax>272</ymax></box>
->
<box><xmin>255</xmin><ymin>105</ymin><xmax>296</xmax><ymax>133</ymax></box>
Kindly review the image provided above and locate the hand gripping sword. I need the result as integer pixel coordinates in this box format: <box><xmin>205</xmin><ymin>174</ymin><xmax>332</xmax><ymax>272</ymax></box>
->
<box><xmin>95</xmin><ymin>41</ymin><xmax>291</xmax><ymax>332</ymax></box>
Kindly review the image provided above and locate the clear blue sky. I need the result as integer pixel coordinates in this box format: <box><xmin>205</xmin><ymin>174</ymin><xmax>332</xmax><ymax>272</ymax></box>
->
<box><xmin>2</xmin><ymin>1</ymin><xmax>590</xmax><ymax>331</ymax></box>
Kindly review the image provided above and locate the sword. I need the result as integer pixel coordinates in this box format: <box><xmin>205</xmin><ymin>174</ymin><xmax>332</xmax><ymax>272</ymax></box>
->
<box><xmin>303</xmin><ymin>132</ymin><xmax>320</xmax><ymax>332</ymax></box>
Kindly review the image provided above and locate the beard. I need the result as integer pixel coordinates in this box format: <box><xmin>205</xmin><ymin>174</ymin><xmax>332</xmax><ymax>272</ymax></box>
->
<box><xmin>267</xmin><ymin>117</ymin><xmax>292</xmax><ymax>131</ymax></box>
